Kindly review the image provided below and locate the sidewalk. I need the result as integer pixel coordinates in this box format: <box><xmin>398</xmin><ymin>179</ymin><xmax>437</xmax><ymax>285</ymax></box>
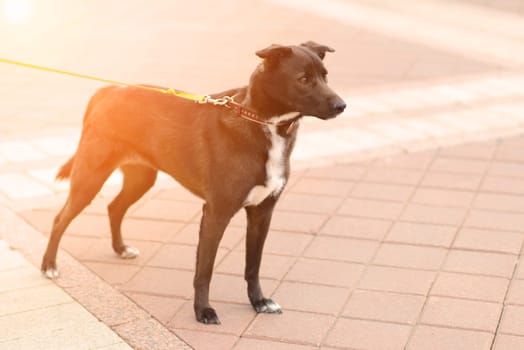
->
<box><xmin>1</xmin><ymin>0</ymin><xmax>524</xmax><ymax>349</ymax></box>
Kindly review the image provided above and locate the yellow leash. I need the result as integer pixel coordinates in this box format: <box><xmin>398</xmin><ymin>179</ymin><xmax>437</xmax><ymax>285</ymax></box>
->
<box><xmin>0</xmin><ymin>57</ymin><xmax>208</xmax><ymax>102</ymax></box>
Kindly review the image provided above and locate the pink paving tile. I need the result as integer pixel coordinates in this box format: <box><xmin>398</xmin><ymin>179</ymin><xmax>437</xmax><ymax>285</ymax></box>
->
<box><xmin>481</xmin><ymin>175</ymin><xmax>524</xmax><ymax>195</ymax></box>
<box><xmin>358</xmin><ymin>266</ymin><xmax>436</xmax><ymax>295</ymax></box>
<box><xmin>170</xmin><ymin>223</ymin><xmax>244</xmax><ymax>250</ymax></box>
<box><xmin>17</xmin><ymin>209</ymin><xmax>55</xmax><ymax>234</ymax></box>
<box><xmin>338</xmin><ymin>197</ymin><xmax>404</xmax><ymax>220</ymax></box>
<box><xmin>421</xmin><ymin>171</ymin><xmax>482</xmax><ymax>191</ymax></box>
<box><xmin>372</xmin><ymin>243</ymin><xmax>447</xmax><ymax>270</ymax></box>
<box><xmin>506</xmin><ymin>279</ymin><xmax>524</xmax><ymax>306</ymax></box>
<box><xmin>363</xmin><ymin>167</ymin><xmax>424</xmax><ymax>185</ymax></box>
<box><xmin>123</xmin><ymin>267</ymin><xmax>194</xmax><ymax>298</ymax></box>
<box><xmin>320</xmin><ymin>216</ymin><xmax>392</xmax><ymax>240</ymax></box>
<box><xmin>83</xmin><ymin>261</ymin><xmax>140</xmax><ymax>286</ymax></box>
<box><xmin>77</xmin><ymin>239</ymin><xmax>162</xmax><ymax>266</ymax></box>
<box><xmin>269</xmin><ymin>211</ymin><xmax>327</xmax><ymax>233</ymax></box>
<box><xmin>276</xmin><ymin>193</ymin><xmax>343</xmax><ymax>214</ymax></box>
<box><xmin>246</xmin><ymin>310</ymin><xmax>335</xmax><ymax>346</ymax></box>
<box><xmin>289</xmin><ymin>178</ymin><xmax>354</xmax><ymax>196</ymax></box>
<box><xmin>407</xmin><ymin>325</ymin><xmax>493</xmax><ymax>350</ymax></box>
<box><xmin>216</xmin><ymin>251</ymin><xmax>295</xmax><ymax>280</ymax></box>
<box><xmin>430</xmin><ymin>157</ymin><xmax>488</xmax><ymax>174</ymax></box>
<box><xmin>147</xmin><ymin>243</ymin><xmax>228</xmax><ymax>270</ymax></box>
<box><xmin>130</xmin><ymin>198</ymin><xmax>201</xmax><ymax>222</ymax></box>
<box><xmin>386</xmin><ymin>222</ymin><xmax>456</xmax><ymax>247</ymax></box>
<box><xmin>465</xmin><ymin>209</ymin><xmax>524</xmax><ymax>232</ymax></box>
<box><xmin>496</xmin><ymin>143</ymin><xmax>524</xmax><ymax>162</ymax></box>
<box><xmin>351</xmin><ymin>182</ymin><xmax>414</xmax><ymax>202</ymax></box>
<box><xmin>401</xmin><ymin>203</ymin><xmax>467</xmax><ymax>226</ymax></box>
<box><xmin>374</xmin><ymin>152</ymin><xmax>434</xmax><ymax>170</ymax></box>
<box><xmin>411</xmin><ymin>188</ymin><xmax>475</xmax><ymax>208</ymax></box>
<box><xmin>125</xmin><ymin>292</ymin><xmax>185</xmax><ymax>324</ymax></box>
<box><xmin>489</xmin><ymin>161</ymin><xmax>524</xmax><ymax>178</ymax></box>
<box><xmin>271</xmin><ymin>281</ymin><xmax>350</xmax><ymax>315</ymax></box>
<box><xmin>66</xmin><ymin>213</ymin><xmax>111</xmax><ymax>237</ymax></box>
<box><xmin>439</xmin><ymin>141</ymin><xmax>496</xmax><ymax>160</ymax></box>
<box><xmin>155</xmin><ymin>187</ymin><xmax>201</xmax><ymax>203</ymax></box>
<box><xmin>494</xmin><ymin>334</ymin><xmax>524</xmax><ymax>350</ymax></box>
<box><xmin>474</xmin><ymin>192</ymin><xmax>524</xmax><ymax>213</ymax></box>
<box><xmin>209</xmin><ymin>273</ymin><xmax>279</xmax><ymax>304</ymax></box>
<box><xmin>343</xmin><ymin>290</ymin><xmax>425</xmax><ymax>324</ymax></box>
<box><xmin>431</xmin><ymin>272</ymin><xmax>509</xmax><ymax>302</ymax></box>
<box><xmin>499</xmin><ymin>305</ymin><xmax>524</xmax><ymax>336</ymax></box>
<box><xmin>324</xmin><ymin>318</ymin><xmax>411</xmax><ymax>350</ymax></box>
<box><xmin>118</xmin><ymin>218</ymin><xmax>184</xmax><ymax>242</ymax></box>
<box><xmin>286</xmin><ymin>258</ymin><xmax>365</xmax><ymax>288</ymax></box>
<box><xmin>260</xmin><ymin>231</ymin><xmax>313</xmax><ymax>256</ymax></box>
<box><xmin>170</xmin><ymin>301</ymin><xmax>256</xmax><ymax>336</ymax></box>
<box><xmin>420</xmin><ymin>296</ymin><xmax>502</xmax><ymax>332</ymax></box>
<box><xmin>453</xmin><ymin>228</ymin><xmax>524</xmax><ymax>254</ymax></box>
<box><xmin>60</xmin><ymin>235</ymin><xmax>100</xmax><ymax>257</ymax></box>
<box><xmin>443</xmin><ymin>250</ymin><xmax>516</xmax><ymax>278</ymax></box>
<box><xmin>304</xmin><ymin>236</ymin><xmax>379</xmax><ymax>264</ymax></box>
<box><xmin>233</xmin><ymin>337</ymin><xmax>316</xmax><ymax>350</ymax></box>
<box><xmin>305</xmin><ymin>164</ymin><xmax>367</xmax><ymax>181</ymax></box>
<box><xmin>174</xmin><ymin>329</ymin><xmax>238</xmax><ymax>350</ymax></box>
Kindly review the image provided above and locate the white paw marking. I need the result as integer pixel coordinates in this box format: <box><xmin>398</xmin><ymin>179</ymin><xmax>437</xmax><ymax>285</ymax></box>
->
<box><xmin>266</xmin><ymin>300</ymin><xmax>282</xmax><ymax>313</ymax></box>
<box><xmin>120</xmin><ymin>246</ymin><xmax>140</xmax><ymax>259</ymax></box>
<box><xmin>44</xmin><ymin>268</ymin><xmax>59</xmax><ymax>279</ymax></box>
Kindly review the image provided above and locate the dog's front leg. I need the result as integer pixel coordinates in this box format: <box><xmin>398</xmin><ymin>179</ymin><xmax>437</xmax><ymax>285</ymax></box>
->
<box><xmin>193</xmin><ymin>203</ymin><xmax>231</xmax><ymax>324</ymax></box>
<box><xmin>244</xmin><ymin>198</ymin><xmax>282</xmax><ymax>314</ymax></box>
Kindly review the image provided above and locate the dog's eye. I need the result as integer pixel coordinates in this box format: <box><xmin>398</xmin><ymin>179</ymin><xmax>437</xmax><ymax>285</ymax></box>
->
<box><xmin>298</xmin><ymin>75</ymin><xmax>310</xmax><ymax>84</ymax></box>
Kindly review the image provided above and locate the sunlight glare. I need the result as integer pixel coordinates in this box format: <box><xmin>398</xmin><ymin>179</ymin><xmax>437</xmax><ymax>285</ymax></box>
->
<box><xmin>2</xmin><ymin>0</ymin><xmax>34</xmax><ymax>24</ymax></box>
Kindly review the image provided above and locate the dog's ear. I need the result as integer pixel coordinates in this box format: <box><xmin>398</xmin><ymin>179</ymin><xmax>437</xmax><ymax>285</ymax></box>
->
<box><xmin>301</xmin><ymin>41</ymin><xmax>335</xmax><ymax>60</ymax></box>
<box><xmin>256</xmin><ymin>44</ymin><xmax>292</xmax><ymax>61</ymax></box>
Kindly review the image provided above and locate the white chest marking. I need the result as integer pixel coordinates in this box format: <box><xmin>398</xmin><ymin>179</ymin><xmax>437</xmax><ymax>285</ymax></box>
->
<box><xmin>244</xmin><ymin>112</ymin><xmax>299</xmax><ymax>207</ymax></box>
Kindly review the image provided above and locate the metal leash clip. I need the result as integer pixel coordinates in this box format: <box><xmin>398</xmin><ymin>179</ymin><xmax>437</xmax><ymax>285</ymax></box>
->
<box><xmin>198</xmin><ymin>95</ymin><xmax>233</xmax><ymax>106</ymax></box>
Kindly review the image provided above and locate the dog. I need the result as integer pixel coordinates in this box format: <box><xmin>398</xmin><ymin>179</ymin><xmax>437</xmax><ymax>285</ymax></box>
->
<box><xmin>41</xmin><ymin>41</ymin><xmax>346</xmax><ymax>324</ymax></box>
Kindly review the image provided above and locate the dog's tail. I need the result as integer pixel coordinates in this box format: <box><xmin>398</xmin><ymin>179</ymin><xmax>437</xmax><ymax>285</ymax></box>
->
<box><xmin>56</xmin><ymin>155</ymin><xmax>75</xmax><ymax>181</ymax></box>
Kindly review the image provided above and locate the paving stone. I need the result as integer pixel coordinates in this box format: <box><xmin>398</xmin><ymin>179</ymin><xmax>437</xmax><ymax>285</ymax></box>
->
<box><xmin>431</xmin><ymin>272</ymin><xmax>509</xmax><ymax>302</ymax></box>
<box><xmin>421</xmin><ymin>296</ymin><xmax>502</xmax><ymax>332</ymax></box>
<box><xmin>271</xmin><ymin>281</ymin><xmax>350</xmax><ymax>315</ymax></box>
<box><xmin>351</xmin><ymin>182</ymin><xmax>414</xmax><ymax>202</ymax></box>
<box><xmin>373</xmin><ymin>243</ymin><xmax>447</xmax><ymax>270</ymax></box>
<box><xmin>506</xmin><ymin>279</ymin><xmax>524</xmax><ymax>306</ymax></box>
<box><xmin>499</xmin><ymin>305</ymin><xmax>524</xmax><ymax>336</ymax></box>
<box><xmin>343</xmin><ymin>290</ymin><xmax>425</xmax><ymax>324</ymax></box>
<box><xmin>421</xmin><ymin>171</ymin><xmax>483</xmax><ymax>190</ymax></box>
<box><xmin>148</xmin><ymin>243</ymin><xmax>228</xmax><ymax>270</ymax></box>
<box><xmin>289</xmin><ymin>178</ymin><xmax>354</xmax><ymax>196</ymax></box>
<box><xmin>481</xmin><ymin>175</ymin><xmax>524</xmax><ymax>195</ymax></box>
<box><xmin>174</xmin><ymin>330</ymin><xmax>238</xmax><ymax>350</ymax></box>
<box><xmin>324</xmin><ymin>318</ymin><xmax>411</xmax><ymax>350</ymax></box>
<box><xmin>364</xmin><ymin>167</ymin><xmax>424</xmax><ymax>185</ymax></box>
<box><xmin>216</xmin><ymin>251</ymin><xmax>295</xmax><ymax>280</ymax></box>
<box><xmin>386</xmin><ymin>222</ymin><xmax>457</xmax><ymax>247</ymax></box>
<box><xmin>246</xmin><ymin>310</ymin><xmax>335</xmax><ymax>346</ymax></box>
<box><xmin>430</xmin><ymin>157</ymin><xmax>488</xmax><ymax>174</ymax></box>
<box><xmin>123</xmin><ymin>267</ymin><xmax>194</xmax><ymax>298</ymax></box>
<box><xmin>411</xmin><ymin>188</ymin><xmax>475</xmax><ymax>207</ymax></box>
<box><xmin>286</xmin><ymin>257</ymin><xmax>365</xmax><ymax>288</ymax></box>
<box><xmin>304</xmin><ymin>164</ymin><xmax>367</xmax><ymax>181</ymax></box>
<box><xmin>453</xmin><ymin>228</ymin><xmax>524</xmax><ymax>254</ymax></box>
<box><xmin>358</xmin><ymin>266</ymin><xmax>436</xmax><ymax>295</ymax></box>
<box><xmin>171</xmin><ymin>223</ymin><xmax>244</xmax><ymax>249</ymax></box>
<box><xmin>131</xmin><ymin>198</ymin><xmax>201</xmax><ymax>222</ymax></box>
<box><xmin>124</xmin><ymin>292</ymin><xmax>185</xmax><ymax>324</ymax></box>
<box><xmin>493</xmin><ymin>334</ymin><xmax>524</xmax><ymax>350</ymax></box>
<box><xmin>338</xmin><ymin>197</ymin><xmax>404</xmax><ymax>220</ymax></box>
<box><xmin>209</xmin><ymin>273</ymin><xmax>279</xmax><ymax>305</ymax></box>
<box><xmin>320</xmin><ymin>215</ymin><xmax>392</xmax><ymax>240</ymax></box>
<box><xmin>443</xmin><ymin>250</ymin><xmax>517</xmax><ymax>278</ymax></box>
<box><xmin>233</xmin><ymin>337</ymin><xmax>316</xmax><ymax>350</ymax></box>
<box><xmin>401</xmin><ymin>203</ymin><xmax>468</xmax><ymax>225</ymax></box>
<box><xmin>407</xmin><ymin>325</ymin><xmax>493</xmax><ymax>350</ymax></box>
<box><xmin>83</xmin><ymin>262</ymin><xmax>141</xmax><ymax>286</ymax></box>
<box><xmin>304</xmin><ymin>235</ymin><xmax>379</xmax><ymax>264</ymax></box>
<box><xmin>276</xmin><ymin>193</ymin><xmax>343</xmax><ymax>214</ymax></box>
<box><xmin>474</xmin><ymin>192</ymin><xmax>524</xmax><ymax>213</ymax></box>
<box><xmin>269</xmin><ymin>211</ymin><xmax>328</xmax><ymax>233</ymax></box>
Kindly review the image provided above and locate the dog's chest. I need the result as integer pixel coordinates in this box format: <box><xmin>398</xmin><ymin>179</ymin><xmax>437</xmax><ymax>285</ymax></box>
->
<box><xmin>244</xmin><ymin>125</ymin><xmax>287</xmax><ymax>207</ymax></box>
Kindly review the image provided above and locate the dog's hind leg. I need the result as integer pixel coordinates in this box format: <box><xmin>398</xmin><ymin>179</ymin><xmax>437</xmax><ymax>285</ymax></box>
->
<box><xmin>244</xmin><ymin>198</ymin><xmax>282</xmax><ymax>314</ymax></box>
<box><xmin>41</xmin><ymin>135</ymin><xmax>119</xmax><ymax>278</ymax></box>
<box><xmin>107</xmin><ymin>164</ymin><xmax>157</xmax><ymax>259</ymax></box>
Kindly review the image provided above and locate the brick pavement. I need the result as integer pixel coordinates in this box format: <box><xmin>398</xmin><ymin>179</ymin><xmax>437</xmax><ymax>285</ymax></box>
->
<box><xmin>2</xmin><ymin>0</ymin><xmax>524</xmax><ymax>349</ymax></box>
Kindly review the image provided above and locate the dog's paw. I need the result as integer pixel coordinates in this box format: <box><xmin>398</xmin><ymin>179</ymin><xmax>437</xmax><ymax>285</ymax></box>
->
<box><xmin>252</xmin><ymin>298</ymin><xmax>282</xmax><ymax>314</ymax></box>
<box><xmin>119</xmin><ymin>246</ymin><xmax>140</xmax><ymax>259</ymax></box>
<box><xmin>43</xmin><ymin>267</ymin><xmax>59</xmax><ymax>279</ymax></box>
<box><xmin>196</xmin><ymin>307</ymin><xmax>221</xmax><ymax>325</ymax></box>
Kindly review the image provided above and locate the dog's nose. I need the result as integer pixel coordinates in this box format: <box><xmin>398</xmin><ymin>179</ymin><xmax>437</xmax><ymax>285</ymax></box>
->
<box><xmin>333</xmin><ymin>100</ymin><xmax>346</xmax><ymax>114</ymax></box>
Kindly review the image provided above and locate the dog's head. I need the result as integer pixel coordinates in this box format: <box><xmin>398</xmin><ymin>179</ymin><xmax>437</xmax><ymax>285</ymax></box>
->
<box><xmin>250</xmin><ymin>41</ymin><xmax>346</xmax><ymax>120</ymax></box>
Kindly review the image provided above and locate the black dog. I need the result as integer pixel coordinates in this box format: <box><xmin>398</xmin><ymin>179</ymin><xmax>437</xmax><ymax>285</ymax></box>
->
<box><xmin>41</xmin><ymin>41</ymin><xmax>345</xmax><ymax>324</ymax></box>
